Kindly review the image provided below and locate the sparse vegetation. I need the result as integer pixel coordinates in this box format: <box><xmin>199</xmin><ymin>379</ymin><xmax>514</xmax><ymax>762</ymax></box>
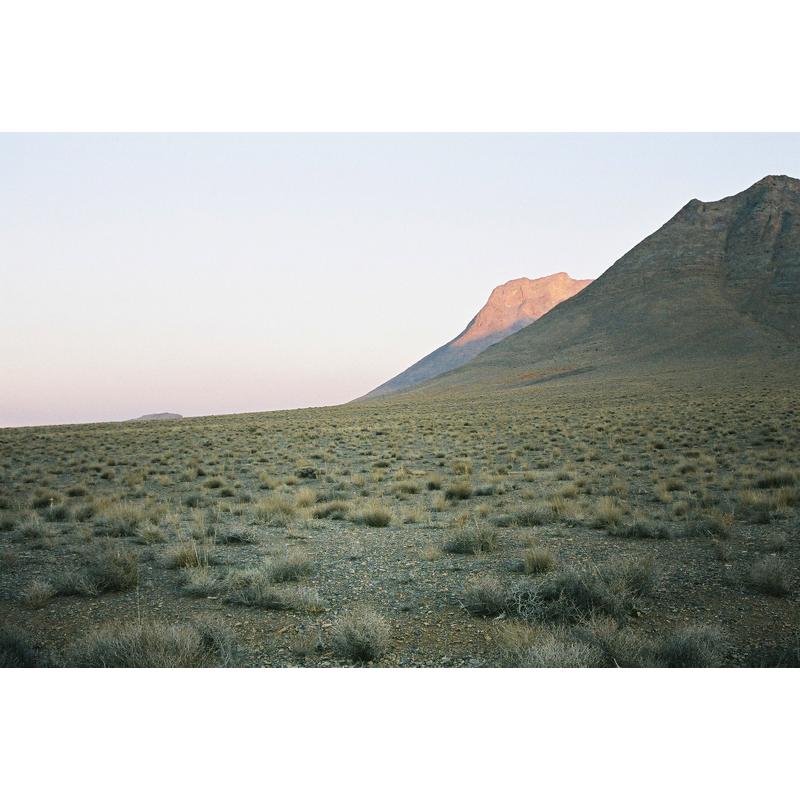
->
<box><xmin>1</xmin><ymin>374</ymin><xmax>797</xmax><ymax>668</ymax></box>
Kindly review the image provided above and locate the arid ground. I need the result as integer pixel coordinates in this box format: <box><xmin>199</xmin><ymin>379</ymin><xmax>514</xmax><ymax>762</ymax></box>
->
<box><xmin>2</xmin><ymin>372</ymin><xmax>798</xmax><ymax>667</ymax></box>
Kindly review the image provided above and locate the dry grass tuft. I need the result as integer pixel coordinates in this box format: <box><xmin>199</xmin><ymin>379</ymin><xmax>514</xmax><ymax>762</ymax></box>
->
<box><xmin>522</xmin><ymin>546</ymin><xmax>556</xmax><ymax>575</ymax></box>
<box><xmin>747</xmin><ymin>555</ymin><xmax>792</xmax><ymax>597</ymax></box>
<box><xmin>331</xmin><ymin>608</ymin><xmax>390</xmax><ymax>663</ymax></box>
<box><xmin>351</xmin><ymin>500</ymin><xmax>393</xmax><ymax>528</ymax></box>
<box><xmin>659</xmin><ymin>625</ymin><xmax>726</xmax><ymax>667</ymax></box>
<box><xmin>63</xmin><ymin>618</ymin><xmax>235</xmax><ymax>667</ymax></box>
<box><xmin>22</xmin><ymin>579</ymin><xmax>56</xmax><ymax>609</ymax></box>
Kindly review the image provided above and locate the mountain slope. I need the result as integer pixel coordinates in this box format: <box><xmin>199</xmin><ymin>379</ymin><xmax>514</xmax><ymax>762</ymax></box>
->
<box><xmin>381</xmin><ymin>175</ymin><xmax>800</xmax><ymax>398</ymax></box>
<box><xmin>361</xmin><ymin>273</ymin><xmax>591</xmax><ymax>398</ymax></box>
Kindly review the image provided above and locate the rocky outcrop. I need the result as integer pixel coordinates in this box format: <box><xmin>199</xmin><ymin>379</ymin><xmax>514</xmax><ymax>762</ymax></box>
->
<box><xmin>361</xmin><ymin>273</ymin><xmax>591</xmax><ymax>398</ymax></box>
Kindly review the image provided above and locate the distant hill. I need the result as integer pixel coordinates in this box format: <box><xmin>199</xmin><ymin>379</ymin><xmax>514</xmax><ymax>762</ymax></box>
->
<box><xmin>130</xmin><ymin>413</ymin><xmax>183</xmax><ymax>421</ymax></box>
<box><xmin>359</xmin><ymin>273</ymin><xmax>591</xmax><ymax>399</ymax></box>
<box><xmin>372</xmin><ymin>175</ymin><xmax>800</xmax><ymax>399</ymax></box>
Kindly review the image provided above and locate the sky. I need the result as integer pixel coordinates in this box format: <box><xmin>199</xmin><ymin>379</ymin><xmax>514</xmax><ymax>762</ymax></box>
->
<box><xmin>2</xmin><ymin>132</ymin><xmax>800</xmax><ymax>428</ymax></box>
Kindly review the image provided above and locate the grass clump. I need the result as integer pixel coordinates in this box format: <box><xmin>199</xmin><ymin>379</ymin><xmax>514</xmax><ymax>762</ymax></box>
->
<box><xmin>463</xmin><ymin>576</ymin><xmax>506</xmax><ymax>616</ymax></box>
<box><xmin>494</xmin><ymin>504</ymin><xmax>551</xmax><ymax>528</ymax></box>
<box><xmin>351</xmin><ymin>500</ymin><xmax>393</xmax><ymax>528</ymax></box>
<box><xmin>687</xmin><ymin>511</ymin><xmax>734</xmax><ymax>540</ymax></box>
<box><xmin>265</xmin><ymin>550</ymin><xmax>313</xmax><ymax>583</ymax></box>
<box><xmin>540</xmin><ymin>555</ymin><xmax>657</xmax><ymax>622</ymax></box>
<box><xmin>581</xmin><ymin>617</ymin><xmax>656</xmax><ymax>667</ymax></box>
<box><xmin>224</xmin><ymin>569</ymin><xmax>324</xmax><ymax>612</ymax></box>
<box><xmin>611</xmin><ymin>518</ymin><xmax>672</xmax><ymax>540</ymax></box>
<box><xmin>312</xmin><ymin>500</ymin><xmax>351</xmax><ymax>520</ymax></box>
<box><xmin>443</xmin><ymin>526</ymin><xmax>498</xmax><ymax>555</ymax></box>
<box><xmin>747</xmin><ymin>555</ymin><xmax>792</xmax><ymax>597</ymax></box>
<box><xmin>658</xmin><ymin>625</ymin><xmax>726</xmax><ymax>667</ymax></box>
<box><xmin>522</xmin><ymin>546</ymin><xmax>556</xmax><ymax>575</ymax></box>
<box><xmin>253</xmin><ymin>495</ymin><xmax>296</xmax><ymax>526</ymax></box>
<box><xmin>591</xmin><ymin>496</ymin><xmax>628</xmax><ymax>529</ymax></box>
<box><xmin>331</xmin><ymin>608</ymin><xmax>390</xmax><ymax>663</ymax></box>
<box><xmin>63</xmin><ymin>618</ymin><xmax>235</xmax><ymax>667</ymax></box>
<box><xmin>444</xmin><ymin>481</ymin><xmax>473</xmax><ymax>501</ymax></box>
<box><xmin>165</xmin><ymin>538</ymin><xmax>216</xmax><ymax>570</ymax></box>
<box><xmin>22</xmin><ymin>579</ymin><xmax>56</xmax><ymax>609</ymax></box>
<box><xmin>86</xmin><ymin>548</ymin><xmax>140</xmax><ymax>592</ymax></box>
<box><xmin>0</xmin><ymin>628</ymin><xmax>45</xmax><ymax>668</ymax></box>
<box><xmin>498</xmin><ymin>622</ymin><xmax>600</xmax><ymax>668</ymax></box>
<box><xmin>754</xmin><ymin>470</ymin><xmax>796</xmax><ymax>489</ymax></box>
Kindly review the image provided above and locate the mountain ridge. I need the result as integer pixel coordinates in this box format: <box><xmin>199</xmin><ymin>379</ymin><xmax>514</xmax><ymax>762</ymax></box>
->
<box><xmin>360</xmin><ymin>273</ymin><xmax>591</xmax><ymax>399</ymax></box>
<box><xmin>366</xmin><ymin>175</ymin><xmax>800</xmax><ymax>400</ymax></box>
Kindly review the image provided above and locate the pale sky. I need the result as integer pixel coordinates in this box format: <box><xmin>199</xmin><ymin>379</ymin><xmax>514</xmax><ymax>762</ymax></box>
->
<box><xmin>2</xmin><ymin>133</ymin><xmax>800</xmax><ymax>427</ymax></box>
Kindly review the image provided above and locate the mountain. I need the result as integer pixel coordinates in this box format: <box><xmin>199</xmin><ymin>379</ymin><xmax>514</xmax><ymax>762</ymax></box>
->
<box><xmin>373</xmin><ymin>175</ymin><xmax>800</xmax><ymax>399</ymax></box>
<box><xmin>360</xmin><ymin>273</ymin><xmax>592</xmax><ymax>398</ymax></box>
<box><xmin>130</xmin><ymin>413</ymin><xmax>183</xmax><ymax>421</ymax></box>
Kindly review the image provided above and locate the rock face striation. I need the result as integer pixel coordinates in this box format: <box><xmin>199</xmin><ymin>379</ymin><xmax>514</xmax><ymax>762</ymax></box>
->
<box><xmin>361</xmin><ymin>273</ymin><xmax>592</xmax><ymax>398</ymax></box>
<box><xmin>392</xmin><ymin>174</ymin><xmax>800</xmax><ymax>397</ymax></box>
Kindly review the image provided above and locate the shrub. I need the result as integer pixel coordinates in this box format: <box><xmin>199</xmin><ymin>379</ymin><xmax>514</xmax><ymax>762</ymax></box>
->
<box><xmin>748</xmin><ymin>555</ymin><xmax>791</xmax><ymax>597</ymax></box>
<box><xmin>331</xmin><ymin>608</ymin><xmax>390</xmax><ymax>663</ymax></box>
<box><xmin>295</xmin><ymin>466</ymin><xmax>319</xmax><ymax>479</ymax></box>
<box><xmin>445</xmin><ymin>482</ymin><xmax>473</xmax><ymax>501</ymax></box>
<box><xmin>659</xmin><ymin>625</ymin><xmax>726</xmax><ymax>667</ymax></box>
<box><xmin>523</xmin><ymin>546</ymin><xmax>555</xmax><ymax>575</ymax></box>
<box><xmin>351</xmin><ymin>501</ymin><xmax>393</xmax><ymax>528</ymax></box>
<box><xmin>498</xmin><ymin>622</ymin><xmax>600</xmax><ymax>668</ymax></box>
<box><xmin>204</xmin><ymin>477</ymin><xmax>223</xmax><ymax>489</ymax></box>
<box><xmin>539</xmin><ymin>556</ymin><xmax>657</xmax><ymax>622</ymax></box>
<box><xmin>64</xmin><ymin>618</ymin><xmax>234</xmax><ymax>668</ymax></box>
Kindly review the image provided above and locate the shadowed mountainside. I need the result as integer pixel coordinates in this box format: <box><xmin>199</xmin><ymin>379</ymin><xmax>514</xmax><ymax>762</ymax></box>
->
<box><xmin>361</xmin><ymin>273</ymin><xmax>591</xmax><ymax>398</ymax></box>
<box><xmin>376</xmin><ymin>175</ymin><xmax>800</xmax><ymax>399</ymax></box>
